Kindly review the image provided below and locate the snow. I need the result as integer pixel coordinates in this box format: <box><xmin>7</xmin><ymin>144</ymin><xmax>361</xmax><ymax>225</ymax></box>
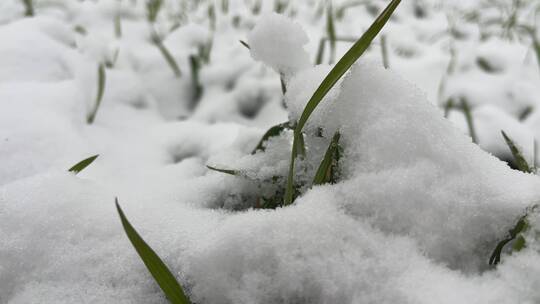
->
<box><xmin>1</xmin><ymin>0</ymin><xmax>540</xmax><ymax>303</ymax></box>
<box><xmin>247</xmin><ymin>13</ymin><xmax>311</xmax><ymax>77</ymax></box>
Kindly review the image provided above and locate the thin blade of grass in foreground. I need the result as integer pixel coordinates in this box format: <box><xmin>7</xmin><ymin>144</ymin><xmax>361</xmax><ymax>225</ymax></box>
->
<box><xmin>501</xmin><ymin>130</ymin><xmax>533</xmax><ymax>173</ymax></box>
<box><xmin>68</xmin><ymin>154</ymin><xmax>99</xmax><ymax>174</ymax></box>
<box><xmin>87</xmin><ymin>63</ymin><xmax>106</xmax><ymax>124</ymax></box>
<box><xmin>284</xmin><ymin>0</ymin><xmax>402</xmax><ymax>205</ymax></box>
<box><xmin>313</xmin><ymin>132</ymin><xmax>340</xmax><ymax>185</ymax></box>
<box><xmin>116</xmin><ymin>198</ymin><xmax>191</xmax><ymax>304</ymax></box>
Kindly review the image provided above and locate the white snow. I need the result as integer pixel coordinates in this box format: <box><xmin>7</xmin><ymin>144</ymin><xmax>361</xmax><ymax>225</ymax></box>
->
<box><xmin>247</xmin><ymin>13</ymin><xmax>311</xmax><ymax>77</ymax></box>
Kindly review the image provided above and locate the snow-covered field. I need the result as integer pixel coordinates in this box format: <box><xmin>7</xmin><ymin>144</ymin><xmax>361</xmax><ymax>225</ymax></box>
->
<box><xmin>2</xmin><ymin>0</ymin><xmax>540</xmax><ymax>303</ymax></box>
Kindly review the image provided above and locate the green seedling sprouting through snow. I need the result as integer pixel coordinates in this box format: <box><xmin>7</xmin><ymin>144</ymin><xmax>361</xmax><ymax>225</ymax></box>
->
<box><xmin>284</xmin><ymin>0</ymin><xmax>402</xmax><ymax>205</ymax></box>
<box><xmin>208</xmin><ymin>0</ymin><xmax>402</xmax><ymax>207</ymax></box>
<box><xmin>489</xmin><ymin>131</ymin><xmax>538</xmax><ymax>265</ymax></box>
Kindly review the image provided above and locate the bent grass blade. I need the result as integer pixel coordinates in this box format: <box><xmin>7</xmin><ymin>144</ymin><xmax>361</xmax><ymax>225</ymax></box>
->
<box><xmin>116</xmin><ymin>199</ymin><xmax>191</xmax><ymax>304</ymax></box>
<box><xmin>284</xmin><ymin>0</ymin><xmax>402</xmax><ymax>205</ymax></box>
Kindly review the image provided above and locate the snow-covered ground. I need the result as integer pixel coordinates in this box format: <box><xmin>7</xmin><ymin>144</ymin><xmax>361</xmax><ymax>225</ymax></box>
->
<box><xmin>2</xmin><ymin>0</ymin><xmax>540</xmax><ymax>303</ymax></box>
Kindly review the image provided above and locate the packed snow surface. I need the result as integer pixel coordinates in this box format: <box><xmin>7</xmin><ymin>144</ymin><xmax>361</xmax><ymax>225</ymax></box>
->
<box><xmin>2</xmin><ymin>0</ymin><xmax>540</xmax><ymax>303</ymax></box>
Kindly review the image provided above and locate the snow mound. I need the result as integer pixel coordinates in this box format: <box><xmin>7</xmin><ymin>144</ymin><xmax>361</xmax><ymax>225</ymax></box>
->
<box><xmin>247</xmin><ymin>13</ymin><xmax>311</xmax><ymax>76</ymax></box>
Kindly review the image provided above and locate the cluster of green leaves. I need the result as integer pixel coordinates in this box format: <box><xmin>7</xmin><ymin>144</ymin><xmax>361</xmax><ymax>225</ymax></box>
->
<box><xmin>207</xmin><ymin>0</ymin><xmax>401</xmax><ymax>208</ymax></box>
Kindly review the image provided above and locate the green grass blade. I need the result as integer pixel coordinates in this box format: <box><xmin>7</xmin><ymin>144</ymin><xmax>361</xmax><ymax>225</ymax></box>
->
<box><xmin>501</xmin><ymin>130</ymin><xmax>532</xmax><ymax>173</ymax></box>
<box><xmin>313</xmin><ymin>132</ymin><xmax>340</xmax><ymax>185</ymax></box>
<box><xmin>280</xmin><ymin>74</ymin><xmax>287</xmax><ymax>95</ymax></box>
<box><xmin>22</xmin><ymin>0</ymin><xmax>34</xmax><ymax>16</ymax></box>
<box><xmin>460</xmin><ymin>98</ymin><xmax>477</xmax><ymax>144</ymax></box>
<box><xmin>206</xmin><ymin>165</ymin><xmax>239</xmax><ymax>176</ymax></box>
<box><xmin>116</xmin><ymin>199</ymin><xmax>191</xmax><ymax>304</ymax></box>
<box><xmin>295</xmin><ymin>131</ymin><xmax>306</xmax><ymax>158</ymax></box>
<box><xmin>315</xmin><ymin>38</ymin><xmax>326</xmax><ymax>65</ymax></box>
<box><xmin>326</xmin><ymin>0</ymin><xmax>337</xmax><ymax>64</ymax></box>
<box><xmin>152</xmin><ymin>31</ymin><xmax>182</xmax><ymax>78</ymax></box>
<box><xmin>295</xmin><ymin>0</ymin><xmax>401</xmax><ymax>133</ymax></box>
<box><xmin>189</xmin><ymin>55</ymin><xmax>203</xmax><ymax>105</ymax></box>
<box><xmin>251</xmin><ymin>122</ymin><xmax>291</xmax><ymax>154</ymax></box>
<box><xmin>239</xmin><ymin>40</ymin><xmax>251</xmax><ymax>49</ymax></box>
<box><xmin>87</xmin><ymin>63</ymin><xmax>106</xmax><ymax>124</ymax></box>
<box><xmin>114</xmin><ymin>14</ymin><xmax>122</xmax><ymax>38</ymax></box>
<box><xmin>489</xmin><ymin>216</ymin><xmax>528</xmax><ymax>265</ymax></box>
<box><xmin>146</xmin><ymin>0</ymin><xmax>163</xmax><ymax>23</ymax></box>
<box><xmin>380</xmin><ymin>34</ymin><xmax>389</xmax><ymax>69</ymax></box>
<box><xmin>284</xmin><ymin>0</ymin><xmax>402</xmax><ymax>205</ymax></box>
<box><xmin>68</xmin><ymin>154</ymin><xmax>99</xmax><ymax>174</ymax></box>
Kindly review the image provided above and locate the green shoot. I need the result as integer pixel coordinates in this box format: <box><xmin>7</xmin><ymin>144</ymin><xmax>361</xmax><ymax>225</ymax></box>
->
<box><xmin>87</xmin><ymin>64</ymin><xmax>106</xmax><ymax>124</ymax></box>
<box><xmin>206</xmin><ymin>165</ymin><xmax>239</xmax><ymax>176</ymax></box>
<box><xmin>151</xmin><ymin>30</ymin><xmax>182</xmax><ymax>77</ymax></box>
<box><xmin>534</xmin><ymin>139</ymin><xmax>537</xmax><ymax>173</ymax></box>
<box><xmin>489</xmin><ymin>204</ymin><xmax>538</xmax><ymax>266</ymax></box>
<box><xmin>22</xmin><ymin>0</ymin><xmax>34</xmax><ymax>17</ymax></box>
<box><xmin>280</xmin><ymin>74</ymin><xmax>287</xmax><ymax>95</ymax></box>
<box><xmin>252</xmin><ymin>122</ymin><xmax>291</xmax><ymax>154</ymax></box>
<box><xmin>313</xmin><ymin>132</ymin><xmax>341</xmax><ymax>185</ymax></box>
<box><xmin>533</xmin><ymin>35</ymin><xmax>540</xmax><ymax>76</ymax></box>
<box><xmin>74</xmin><ymin>25</ymin><xmax>87</xmax><ymax>35</ymax></box>
<box><xmin>284</xmin><ymin>0</ymin><xmax>402</xmax><ymax>205</ymax></box>
<box><xmin>326</xmin><ymin>0</ymin><xmax>337</xmax><ymax>64</ymax></box>
<box><xmin>68</xmin><ymin>154</ymin><xmax>99</xmax><ymax>174</ymax></box>
<box><xmin>251</xmin><ymin>0</ymin><xmax>262</xmax><ymax>15</ymax></box>
<box><xmin>221</xmin><ymin>0</ymin><xmax>229</xmax><ymax>14</ymax></box>
<box><xmin>197</xmin><ymin>39</ymin><xmax>213</xmax><ymax>64</ymax></box>
<box><xmin>274</xmin><ymin>0</ymin><xmax>289</xmax><ymax>14</ymax></box>
<box><xmin>188</xmin><ymin>55</ymin><xmax>203</xmax><ymax>105</ymax></box>
<box><xmin>114</xmin><ymin>14</ymin><xmax>122</xmax><ymax>38</ymax></box>
<box><xmin>501</xmin><ymin>130</ymin><xmax>533</xmax><ymax>173</ymax></box>
<box><xmin>146</xmin><ymin>0</ymin><xmax>163</xmax><ymax>23</ymax></box>
<box><xmin>208</xmin><ymin>4</ymin><xmax>216</xmax><ymax>31</ymax></box>
<box><xmin>315</xmin><ymin>38</ymin><xmax>326</xmax><ymax>65</ymax></box>
<box><xmin>380</xmin><ymin>34</ymin><xmax>389</xmax><ymax>69</ymax></box>
<box><xmin>239</xmin><ymin>40</ymin><xmax>250</xmax><ymax>50</ymax></box>
<box><xmin>518</xmin><ymin>106</ymin><xmax>533</xmax><ymax>121</ymax></box>
<box><xmin>116</xmin><ymin>199</ymin><xmax>192</xmax><ymax>304</ymax></box>
<box><xmin>443</xmin><ymin>98</ymin><xmax>454</xmax><ymax>118</ymax></box>
<box><xmin>460</xmin><ymin>98</ymin><xmax>477</xmax><ymax>144</ymax></box>
<box><xmin>105</xmin><ymin>48</ymin><xmax>120</xmax><ymax>69</ymax></box>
